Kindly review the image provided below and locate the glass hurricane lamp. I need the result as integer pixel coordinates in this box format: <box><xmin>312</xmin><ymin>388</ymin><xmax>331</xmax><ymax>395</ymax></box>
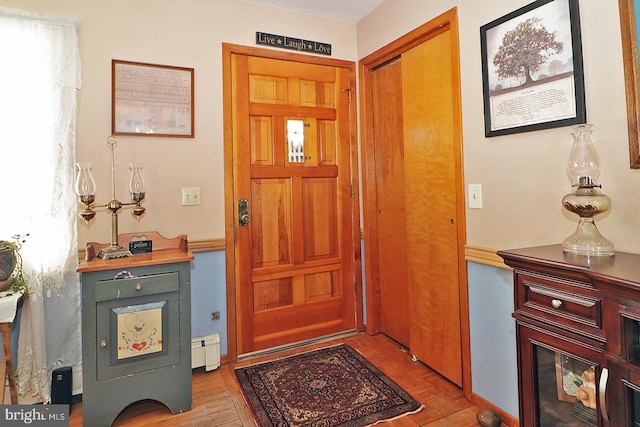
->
<box><xmin>561</xmin><ymin>124</ymin><xmax>614</xmax><ymax>256</ymax></box>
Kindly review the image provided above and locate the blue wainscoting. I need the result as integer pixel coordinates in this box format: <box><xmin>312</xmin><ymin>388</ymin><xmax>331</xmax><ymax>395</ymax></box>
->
<box><xmin>190</xmin><ymin>251</ymin><xmax>228</xmax><ymax>354</ymax></box>
<box><xmin>467</xmin><ymin>261</ymin><xmax>519</xmax><ymax>419</ymax></box>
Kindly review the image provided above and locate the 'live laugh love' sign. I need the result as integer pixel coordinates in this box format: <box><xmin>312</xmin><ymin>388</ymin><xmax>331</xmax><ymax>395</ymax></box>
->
<box><xmin>256</xmin><ymin>32</ymin><xmax>332</xmax><ymax>56</ymax></box>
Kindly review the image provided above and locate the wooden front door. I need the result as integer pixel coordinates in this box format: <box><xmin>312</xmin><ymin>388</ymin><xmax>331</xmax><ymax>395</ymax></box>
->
<box><xmin>224</xmin><ymin>45</ymin><xmax>359</xmax><ymax>356</ymax></box>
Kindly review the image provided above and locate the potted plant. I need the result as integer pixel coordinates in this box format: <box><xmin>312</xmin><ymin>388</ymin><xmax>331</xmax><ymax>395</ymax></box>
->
<box><xmin>0</xmin><ymin>234</ymin><xmax>28</xmax><ymax>294</ymax></box>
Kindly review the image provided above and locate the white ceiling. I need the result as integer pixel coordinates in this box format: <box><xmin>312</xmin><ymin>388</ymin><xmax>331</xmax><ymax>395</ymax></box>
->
<box><xmin>246</xmin><ymin>0</ymin><xmax>386</xmax><ymax>22</ymax></box>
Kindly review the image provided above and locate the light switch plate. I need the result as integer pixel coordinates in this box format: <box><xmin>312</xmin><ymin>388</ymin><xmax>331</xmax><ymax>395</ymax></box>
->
<box><xmin>468</xmin><ymin>184</ymin><xmax>482</xmax><ymax>209</ymax></box>
<box><xmin>182</xmin><ymin>187</ymin><xmax>201</xmax><ymax>206</ymax></box>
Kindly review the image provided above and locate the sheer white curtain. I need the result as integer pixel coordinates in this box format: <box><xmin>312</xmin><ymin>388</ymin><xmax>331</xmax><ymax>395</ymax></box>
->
<box><xmin>0</xmin><ymin>7</ymin><xmax>81</xmax><ymax>403</ymax></box>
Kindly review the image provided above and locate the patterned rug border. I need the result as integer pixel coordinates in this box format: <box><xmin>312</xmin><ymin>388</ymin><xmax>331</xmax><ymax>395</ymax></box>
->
<box><xmin>235</xmin><ymin>344</ymin><xmax>424</xmax><ymax>427</ymax></box>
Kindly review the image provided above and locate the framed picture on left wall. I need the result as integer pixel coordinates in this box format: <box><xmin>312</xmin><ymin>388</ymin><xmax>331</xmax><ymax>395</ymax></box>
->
<box><xmin>112</xmin><ymin>60</ymin><xmax>194</xmax><ymax>137</ymax></box>
<box><xmin>480</xmin><ymin>0</ymin><xmax>586</xmax><ymax>137</ymax></box>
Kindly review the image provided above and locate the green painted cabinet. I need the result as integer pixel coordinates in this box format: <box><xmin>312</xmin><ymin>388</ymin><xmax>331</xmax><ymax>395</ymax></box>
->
<box><xmin>78</xmin><ymin>235</ymin><xmax>193</xmax><ymax>427</ymax></box>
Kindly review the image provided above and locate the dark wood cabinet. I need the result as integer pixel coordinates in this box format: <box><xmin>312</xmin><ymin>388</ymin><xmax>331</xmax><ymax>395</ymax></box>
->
<box><xmin>499</xmin><ymin>245</ymin><xmax>640</xmax><ymax>426</ymax></box>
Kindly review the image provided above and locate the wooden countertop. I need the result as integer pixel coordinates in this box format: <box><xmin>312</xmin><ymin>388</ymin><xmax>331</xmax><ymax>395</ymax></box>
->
<box><xmin>497</xmin><ymin>244</ymin><xmax>640</xmax><ymax>291</ymax></box>
<box><xmin>77</xmin><ymin>231</ymin><xmax>194</xmax><ymax>273</ymax></box>
<box><xmin>77</xmin><ymin>248</ymin><xmax>194</xmax><ymax>273</ymax></box>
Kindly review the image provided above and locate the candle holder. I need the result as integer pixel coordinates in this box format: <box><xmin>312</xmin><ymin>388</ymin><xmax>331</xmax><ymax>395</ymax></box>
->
<box><xmin>76</xmin><ymin>136</ymin><xmax>146</xmax><ymax>259</ymax></box>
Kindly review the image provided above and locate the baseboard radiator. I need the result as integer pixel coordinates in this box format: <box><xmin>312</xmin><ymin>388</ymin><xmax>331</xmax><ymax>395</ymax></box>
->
<box><xmin>191</xmin><ymin>333</ymin><xmax>220</xmax><ymax>371</ymax></box>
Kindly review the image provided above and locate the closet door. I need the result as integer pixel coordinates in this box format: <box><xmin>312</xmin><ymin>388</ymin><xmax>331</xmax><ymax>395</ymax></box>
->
<box><xmin>372</xmin><ymin>58</ymin><xmax>410</xmax><ymax>347</ymax></box>
<box><xmin>402</xmin><ymin>30</ymin><xmax>462</xmax><ymax>386</ymax></box>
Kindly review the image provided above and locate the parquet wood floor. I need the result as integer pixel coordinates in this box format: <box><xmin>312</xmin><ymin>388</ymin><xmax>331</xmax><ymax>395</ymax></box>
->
<box><xmin>69</xmin><ymin>333</ymin><xmax>485</xmax><ymax>426</ymax></box>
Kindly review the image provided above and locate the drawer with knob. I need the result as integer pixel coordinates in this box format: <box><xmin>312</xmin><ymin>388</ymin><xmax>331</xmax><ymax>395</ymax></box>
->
<box><xmin>516</xmin><ymin>271</ymin><xmax>604</xmax><ymax>341</ymax></box>
<box><xmin>95</xmin><ymin>271</ymin><xmax>179</xmax><ymax>302</ymax></box>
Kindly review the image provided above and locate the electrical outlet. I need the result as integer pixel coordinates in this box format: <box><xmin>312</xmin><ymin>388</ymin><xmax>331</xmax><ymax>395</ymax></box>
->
<box><xmin>211</xmin><ymin>311</ymin><xmax>220</xmax><ymax>321</ymax></box>
<box><xmin>182</xmin><ymin>187</ymin><xmax>201</xmax><ymax>206</ymax></box>
<box><xmin>468</xmin><ymin>184</ymin><xmax>483</xmax><ymax>209</ymax></box>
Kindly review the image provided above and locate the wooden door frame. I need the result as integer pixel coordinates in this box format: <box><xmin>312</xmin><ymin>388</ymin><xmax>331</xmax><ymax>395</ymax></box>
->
<box><xmin>358</xmin><ymin>8</ymin><xmax>471</xmax><ymax>398</ymax></box>
<box><xmin>222</xmin><ymin>43</ymin><xmax>363</xmax><ymax>361</ymax></box>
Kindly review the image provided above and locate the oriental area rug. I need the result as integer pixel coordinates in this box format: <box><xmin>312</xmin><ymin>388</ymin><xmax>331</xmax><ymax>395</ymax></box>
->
<box><xmin>235</xmin><ymin>344</ymin><xmax>423</xmax><ymax>427</ymax></box>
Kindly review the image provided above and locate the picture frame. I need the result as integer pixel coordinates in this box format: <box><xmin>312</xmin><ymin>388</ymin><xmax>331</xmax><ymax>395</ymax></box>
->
<box><xmin>480</xmin><ymin>0</ymin><xmax>586</xmax><ymax>137</ymax></box>
<box><xmin>618</xmin><ymin>0</ymin><xmax>640</xmax><ymax>168</ymax></box>
<box><xmin>112</xmin><ymin>60</ymin><xmax>194</xmax><ymax>137</ymax></box>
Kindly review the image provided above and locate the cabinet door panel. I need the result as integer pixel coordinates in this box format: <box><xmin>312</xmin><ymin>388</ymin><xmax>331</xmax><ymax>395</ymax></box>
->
<box><xmin>517</xmin><ymin>321</ymin><xmax>605</xmax><ymax>426</ymax></box>
<box><xmin>606</xmin><ymin>364</ymin><xmax>640</xmax><ymax>427</ymax></box>
<box><xmin>606</xmin><ymin>301</ymin><xmax>640</xmax><ymax>426</ymax></box>
<box><xmin>96</xmin><ymin>290</ymin><xmax>179</xmax><ymax>381</ymax></box>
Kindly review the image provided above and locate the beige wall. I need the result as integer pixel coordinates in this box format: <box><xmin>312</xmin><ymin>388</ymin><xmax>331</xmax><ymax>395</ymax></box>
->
<box><xmin>358</xmin><ymin>1</ymin><xmax>640</xmax><ymax>253</ymax></box>
<box><xmin>6</xmin><ymin>0</ymin><xmax>639</xmax><ymax>254</ymax></box>
<box><xmin>1</xmin><ymin>0</ymin><xmax>357</xmax><ymax>247</ymax></box>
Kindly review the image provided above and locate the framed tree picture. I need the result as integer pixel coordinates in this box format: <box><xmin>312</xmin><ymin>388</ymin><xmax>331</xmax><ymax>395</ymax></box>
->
<box><xmin>480</xmin><ymin>0</ymin><xmax>586</xmax><ymax>137</ymax></box>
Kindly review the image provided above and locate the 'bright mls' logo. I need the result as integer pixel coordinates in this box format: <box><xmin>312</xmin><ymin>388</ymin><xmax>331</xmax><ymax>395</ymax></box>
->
<box><xmin>1</xmin><ymin>405</ymin><xmax>68</xmax><ymax>426</ymax></box>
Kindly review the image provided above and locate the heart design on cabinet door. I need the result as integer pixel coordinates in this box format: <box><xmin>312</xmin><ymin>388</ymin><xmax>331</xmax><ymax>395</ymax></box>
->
<box><xmin>132</xmin><ymin>342</ymin><xmax>147</xmax><ymax>351</ymax></box>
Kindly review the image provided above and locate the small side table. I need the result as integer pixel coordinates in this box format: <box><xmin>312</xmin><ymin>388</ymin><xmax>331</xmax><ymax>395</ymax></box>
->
<box><xmin>0</xmin><ymin>290</ymin><xmax>24</xmax><ymax>404</ymax></box>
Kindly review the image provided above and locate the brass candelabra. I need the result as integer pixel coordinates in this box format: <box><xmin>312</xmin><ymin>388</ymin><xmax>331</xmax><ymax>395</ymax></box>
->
<box><xmin>76</xmin><ymin>136</ymin><xmax>146</xmax><ymax>259</ymax></box>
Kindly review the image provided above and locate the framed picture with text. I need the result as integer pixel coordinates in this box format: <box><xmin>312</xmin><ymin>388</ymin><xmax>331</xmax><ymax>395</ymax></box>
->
<box><xmin>480</xmin><ymin>0</ymin><xmax>586</xmax><ymax>137</ymax></box>
<box><xmin>112</xmin><ymin>60</ymin><xmax>194</xmax><ymax>137</ymax></box>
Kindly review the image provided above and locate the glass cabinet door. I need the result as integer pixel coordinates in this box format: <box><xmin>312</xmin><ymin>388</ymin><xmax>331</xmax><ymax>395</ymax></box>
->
<box><xmin>605</xmin><ymin>313</ymin><xmax>640</xmax><ymax>427</ymax></box>
<box><xmin>535</xmin><ymin>346</ymin><xmax>599</xmax><ymax>426</ymax></box>
<box><xmin>622</xmin><ymin>380</ymin><xmax>640</xmax><ymax>427</ymax></box>
<box><xmin>605</xmin><ymin>361</ymin><xmax>640</xmax><ymax>426</ymax></box>
<box><xmin>517</xmin><ymin>322</ymin><xmax>605</xmax><ymax>427</ymax></box>
<box><xmin>623</xmin><ymin>315</ymin><xmax>640</xmax><ymax>427</ymax></box>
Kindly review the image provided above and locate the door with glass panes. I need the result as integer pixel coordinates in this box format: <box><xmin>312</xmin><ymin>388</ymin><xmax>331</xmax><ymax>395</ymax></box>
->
<box><xmin>227</xmin><ymin>48</ymin><xmax>358</xmax><ymax>355</ymax></box>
